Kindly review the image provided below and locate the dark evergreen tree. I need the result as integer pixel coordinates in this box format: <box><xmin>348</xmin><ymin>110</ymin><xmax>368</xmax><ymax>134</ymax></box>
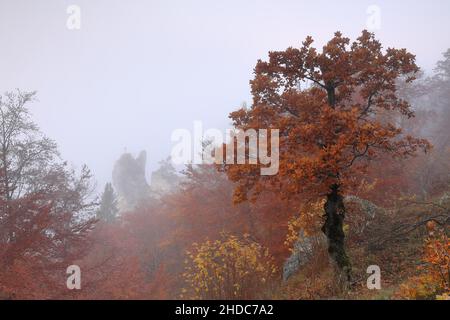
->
<box><xmin>97</xmin><ymin>182</ymin><xmax>119</xmax><ymax>223</ymax></box>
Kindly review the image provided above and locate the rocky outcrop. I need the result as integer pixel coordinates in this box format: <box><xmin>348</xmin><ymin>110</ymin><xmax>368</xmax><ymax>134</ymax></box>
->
<box><xmin>438</xmin><ymin>192</ymin><xmax>450</xmax><ymax>206</ymax></box>
<box><xmin>149</xmin><ymin>158</ymin><xmax>182</xmax><ymax>198</ymax></box>
<box><xmin>112</xmin><ymin>151</ymin><xmax>150</xmax><ymax>212</ymax></box>
<box><xmin>112</xmin><ymin>152</ymin><xmax>182</xmax><ymax>212</ymax></box>
<box><xmin>282</xmin><ymin>196</ymin><xmax>384</xmax><ymax>281</ymax></box>
<box><xmin>283</xmin><ymin>230</ymin><xmax>326</xmax><ymax>281</ymax></box>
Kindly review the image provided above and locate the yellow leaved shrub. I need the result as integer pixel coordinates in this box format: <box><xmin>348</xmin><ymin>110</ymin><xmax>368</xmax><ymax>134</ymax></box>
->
<box><xmin>182</xmin><ymin>234</ymin><xmax>277</xmax><ymax>299</ymax></box>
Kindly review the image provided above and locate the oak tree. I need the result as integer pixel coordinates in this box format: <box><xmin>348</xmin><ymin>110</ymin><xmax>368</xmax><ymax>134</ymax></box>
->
<box><xmin>223</xmin><ymin>31</ymin><xmax>431</xmax><ymax>284</ymax></box>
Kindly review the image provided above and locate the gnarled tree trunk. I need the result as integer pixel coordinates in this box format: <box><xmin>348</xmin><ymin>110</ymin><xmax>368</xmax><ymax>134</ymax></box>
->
<box><xmin>321</xmin><ymin>184</ymin><xmax>352</xmax><ymax>287</ymax></box>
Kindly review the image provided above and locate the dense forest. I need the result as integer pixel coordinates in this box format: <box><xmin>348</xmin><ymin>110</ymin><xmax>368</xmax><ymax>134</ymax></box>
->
<box><xmin>0</xmin><ymin>31</ymin><xmax>449</xmax><ymax>300</ymax></box>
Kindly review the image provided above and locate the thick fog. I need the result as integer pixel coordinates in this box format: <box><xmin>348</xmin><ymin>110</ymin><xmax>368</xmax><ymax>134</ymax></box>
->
<box><xmin>2</xmin><ymin>0</ymin><xmax>450</xmax><ymax>189</ymax></box>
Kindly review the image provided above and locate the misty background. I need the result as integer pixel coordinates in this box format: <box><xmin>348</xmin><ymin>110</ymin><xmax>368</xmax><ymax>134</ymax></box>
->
<box><xmin>2</xmin><ymin>0</ymin><xmax>450</xmax><ymax>190</ymax></box>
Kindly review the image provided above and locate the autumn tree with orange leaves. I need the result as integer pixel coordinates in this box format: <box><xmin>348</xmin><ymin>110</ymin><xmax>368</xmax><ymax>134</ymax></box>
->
<box><xmin>223</xmin><ymin>31</ymin><xmax>431</xmax><ymax>285</ymax></box>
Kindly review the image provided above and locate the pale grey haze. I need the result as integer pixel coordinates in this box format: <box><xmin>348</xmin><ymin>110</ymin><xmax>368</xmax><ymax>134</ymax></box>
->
<box><xmin>1</xmin><ymin>0</ymin><xmax>450</xmax><ymax>190</ymax></box>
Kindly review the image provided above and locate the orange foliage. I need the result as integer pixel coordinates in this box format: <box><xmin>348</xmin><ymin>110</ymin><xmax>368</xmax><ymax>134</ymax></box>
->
<box><xmin>396</xmin><ymin>227</ymin><xmax>449</xmax><ymax>300</ymax></box>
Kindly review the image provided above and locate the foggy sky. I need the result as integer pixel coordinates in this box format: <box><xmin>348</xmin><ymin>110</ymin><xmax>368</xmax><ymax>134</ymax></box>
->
<box><xmin>1</xmin><ymin>0</ymin><xmax>450</xmax><ymax>190</ymax></box>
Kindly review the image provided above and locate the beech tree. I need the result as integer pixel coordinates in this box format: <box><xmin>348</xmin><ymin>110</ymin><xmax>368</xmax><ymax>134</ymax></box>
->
<box><xmin>0</xmin><ymin>90</ymin><xmax>96</xmax><ymax>298</ymax></box>
<box><xmin>223</xmin><ymin>31</ymin><xmax>431</xmax><ymax>284</ymax></box>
